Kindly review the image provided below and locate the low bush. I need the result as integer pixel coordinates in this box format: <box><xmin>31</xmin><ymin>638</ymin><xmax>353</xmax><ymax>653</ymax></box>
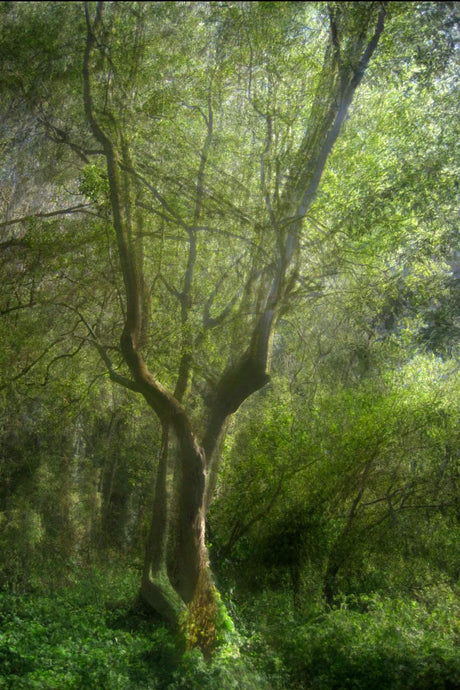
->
<box><xmin>0</xmin><ymin>570</ymin><xmax>270</xmax><ymax>689</ymax></box>
<box><xmin>1</xmin><ymin>567</ymin><xmax>458</xmax><ymax>689</ymax></box>
<box><xmin>259</xmin><ymin>587</ymin><xmax>460</xmax><ymax>689</ymax></box>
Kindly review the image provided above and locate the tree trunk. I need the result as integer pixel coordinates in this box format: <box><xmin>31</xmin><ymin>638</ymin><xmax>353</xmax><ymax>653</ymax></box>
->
<box><xmin>141</xmin><ymin>422</ymin><xmax>217</xmax><ymax>647</ymax></box>
<box><xmin>324</xmin><ymin>559</ymin><xmax>341</xmax><ymax>608</ymax></box>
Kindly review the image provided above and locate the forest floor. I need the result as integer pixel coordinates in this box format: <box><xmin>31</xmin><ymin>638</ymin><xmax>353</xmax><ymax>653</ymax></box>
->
<box><xmin>0</xmin><ymin>564</ymin><xmax>458</xmax><ymax>689</ymax></box>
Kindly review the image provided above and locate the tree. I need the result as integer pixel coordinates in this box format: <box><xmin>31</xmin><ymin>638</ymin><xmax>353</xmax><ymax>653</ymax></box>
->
<box><xmin>4</xmin><ymin>0</ymin><xmax>455</xmax><ymax>649</ymax></box>
<box><xmin>80</xmin><ymin>0</ymin><xmax>388</xmax><ymax>640</ymax></box>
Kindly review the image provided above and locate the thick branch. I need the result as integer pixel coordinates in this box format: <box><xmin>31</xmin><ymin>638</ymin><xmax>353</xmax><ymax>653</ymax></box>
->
<box><xmin>202</xmin><ymin>4</ymin><xmax>387</xmax><ymax>468</ymax></box>
<box><xmin>201</xmin><ymin>311</ymin><xmax>273</xmax><ymax>461</ymax></box>
<box><xmin>83</xmin><ymin>2</ymin><xmax>185</xmax><ymax>426</ymax></box>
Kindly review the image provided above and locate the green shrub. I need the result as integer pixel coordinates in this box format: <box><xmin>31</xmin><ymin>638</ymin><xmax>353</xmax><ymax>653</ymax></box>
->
<box><xmin>266</xmin><ymin>588</ymin><xmax>460</xmax><ymax>689</ymax></box>
<box><xmin>0</xmin><ymin>570</ymin><xmax>271</xmax><ymax>689</ymax></box>
<box><xmin>1</xmin><ymin>563</ymin><xmax>458</xmax><ymax>689</ymax></box>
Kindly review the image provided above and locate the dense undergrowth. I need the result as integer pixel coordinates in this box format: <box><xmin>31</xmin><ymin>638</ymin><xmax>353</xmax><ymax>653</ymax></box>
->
<box><xmin>0</xmin><ymin>563</ymin><xmax>458</xmax><ymax>689</ymax></box>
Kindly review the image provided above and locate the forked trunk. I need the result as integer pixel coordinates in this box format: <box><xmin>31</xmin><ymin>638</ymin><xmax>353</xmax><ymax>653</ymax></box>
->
<box><xmin>82</xmin><ymin>0</ymin><xmax>388</xmax><ymax>653</ymax></box>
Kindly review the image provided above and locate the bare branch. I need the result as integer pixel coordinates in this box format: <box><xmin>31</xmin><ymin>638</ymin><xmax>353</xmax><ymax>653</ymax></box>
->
<box><xmin>93</xmin><ymin>340</ymin><xmax>141</xmax><ymax>392</ymax></box>
<box><xmin>40</xmin><ymin>341</ymin><xmax>86</xmax><ymax>387</ymax></box>
<box><xmin>38</xmin><ymin>114</ymin><xmax>104</xmax><ymax>163</ymax></box>
<box><xmin>202</xmin><ymin>253</ymin><xmax>254</xmax><ymax>330</ymax></box>
<box><xmin>122</xmin><ymin>164</ymin><xmax>189</xmax><ymax>230</ymax></box>
<box><xmin>136</xmin><ymin>201</ymin><xmax>190</xmax><ymax>234</ymax></box>
<box><xmin>196</xmin><ymin>226</ymin><xmax>268</xmax><ymax>255</ymax></box>
<box><xmin>0</xmin><ymin>337</ymin><xmax>64</xmax><ymax>391</ymax></box>
<box><xmin>159</xmin><ymin>274</ymin><xmax>181</xmax><ymax>300</ymax></box>
<box><xmin>55</xmin><ymin>301</ymin><xmax>140</xmax><ymax>392</ymax></box>
<box><xmin>260</xmin><ymin>114</ymin><xmax>278</xmax><ymax>232</ymax></box>
<box><xmin>0</xmin><ymin>204</ymin><xmax>94</xmax><ymax>230</ymax></box>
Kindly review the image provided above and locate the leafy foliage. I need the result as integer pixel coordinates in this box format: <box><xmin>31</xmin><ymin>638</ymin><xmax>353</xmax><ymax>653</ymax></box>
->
<box><xmin>253</xmin><ymin>587</ymin><xmax>460</xmax><ymax>690</ymax></box>
<box><xmin>0</xmin><ymin>568</ymin><xmax>458</xmax><ymax>689</ymax></box>
<box><xmin>0</xmin><ymin>567</ymin><xmax>270</xmax><ymax>689</ymax></box>
<box><xmin>0</xmin><ymin>0</ymin><xmax>459</xmax><ymax>682</ymax></box>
